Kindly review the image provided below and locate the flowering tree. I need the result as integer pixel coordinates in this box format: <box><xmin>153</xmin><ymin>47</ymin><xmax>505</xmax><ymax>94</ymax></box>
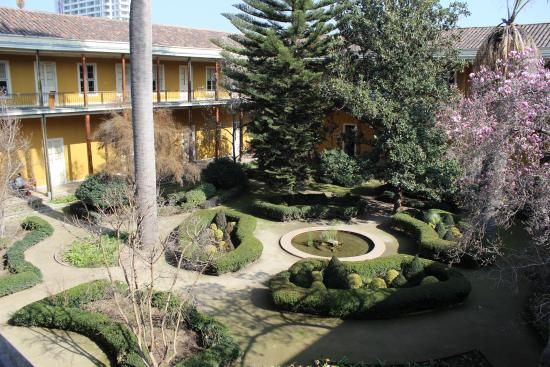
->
<box><xmin>440</xmin><ymin>50</ymin><xmax>550</xmax><ymax>363</ymax></box>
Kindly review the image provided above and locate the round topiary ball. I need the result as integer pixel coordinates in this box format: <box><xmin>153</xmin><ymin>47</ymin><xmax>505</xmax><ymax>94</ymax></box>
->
<box><xmin>369</xmin><ymin>277</ymin><xmax>387</xmax><ymax>289</ymax></box>
<box><xmin>385</xmin><ymin>269</ymin><xmax>400</xmax><ymax>285</ymax></box>
<box><xmin>421</xmin><ymin>275</ymin><xmax>440</xmax><ymax>285</ymax></box>
<box><xmin>347</xmin><ymin>273</ymin><xmax>363</xmax><ymax>289</ymax></box>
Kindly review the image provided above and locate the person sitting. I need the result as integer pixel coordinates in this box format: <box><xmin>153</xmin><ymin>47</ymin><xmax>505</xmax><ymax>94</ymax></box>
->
<box><xmin>14</xmin><ymin>173</ymin><xmax>31</xmax><ymax>197</ymax></box>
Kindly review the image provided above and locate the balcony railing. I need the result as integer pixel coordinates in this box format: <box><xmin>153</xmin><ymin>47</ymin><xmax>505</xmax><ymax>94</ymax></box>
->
<box><xmin>0</xmin><ymin>88</ymin><xmax>234</xmax><ymax>111</ymax></box>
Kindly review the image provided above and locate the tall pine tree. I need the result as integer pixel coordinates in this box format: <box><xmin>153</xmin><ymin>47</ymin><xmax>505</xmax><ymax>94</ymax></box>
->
<box><xmin>330</xmin><ymin>0</ymin><xmax>467</xmax><ymax>211</ymax></box>
<box><xmin>216</xmin><ymin>0</ymin><xmax>337</xmax><ymax>189</ymax></box>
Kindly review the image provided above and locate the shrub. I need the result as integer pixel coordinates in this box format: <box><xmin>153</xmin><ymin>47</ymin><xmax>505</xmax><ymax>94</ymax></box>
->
<box><xmin>385</xmin><ymin>269</ymin><xmax>400</xmax><ymax>285</ymax></box>
<box><xmin>75</xmin><ymin>173</ymin><xmax>127</xmax><ymax>209</ymax></box>
<box><xmin>176</xmin><ymin>209</ymin><xmax>263</xmax><ymax>275</ymax></box>
<box><xmin>444</xmin><ymin>230</ymin><xmax>457</xmax><ymax>241</ymax></box>
<box><xmin>436</xmin><ymin>222</ymin><xmax>447</xmax><ymax>239</ymax></box>
<box><xmin>181</xmin><ymin>189</ymin><xmax>207</xmax><ymax>211</ymax></box>
<box><xmin>323</xmin><ymin>257</ymin><xmax>348</xmax><ymax>290</ymax></box>
<box><xmin>63</xmin><ymin>235</ymin><xmax>120</xmax><ymax>268</ymax></box>
<box><xmin>443</xmin><ymin>213</ymin><xmax>455</xmax><ymax>227</ymax></box>
<box><xmin>347</xmin><ymin>273</ymin><xmax>363</xmax><ymax>289</ymax></box>
<box><xmin>269</xmin><ymin>254</ymin><xmax>472</xmax><ymax>319</ymax></box>
<box><xmin>422</xmin><ymin>275</ymin><xmax>440</xmax><ymax>285</ymax></box>
<box><xmin>201</xmin><ymin>158</ymin><xmax>247</xmax><ymax>189</ymax></box>
<box><xmin>318</xmin><ymin>149</ymin><xmax>363</xmax><ymax>187</ymax></box>
<box><xmin>423</xmin><ymin>210</ymin><xmax>442</xmax><ymax>225</ymax></box>
<box><xmin>370</xmin><ymin>277</ymin><xmax>387</xmax><ymax>289</ymax></box>
<box><xmin>9</xmin><ymin>281</ymin><xmax>240</xmax><ymax>367</ymax></box>
<box><xmin>391</xmin><ymin>274</ymin><xmax>408</xmax><ymax>288</ymax></box>
<box><xmin>0</xmin><ymin>217</ymin><xmax>53</xmax><ymax>297</ymax></box>
<box><xmin>402</xmin><ymin>255</ymin><xmax>425</xmax><ymax>285</ymax></box>
<box><xmin>311</xmin><ymin>271</ymin><xmax>323</xmax><ymax>283</ymax></box>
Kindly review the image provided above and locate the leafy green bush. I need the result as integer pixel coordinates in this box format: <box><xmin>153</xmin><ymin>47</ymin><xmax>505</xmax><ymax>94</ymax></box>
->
<box><xmin>201</xmin><ymin>158</ymin><xmax>247</xmax><ymax>189</ymax></box>
<box><xmin>75</xmin><ymin>173</ymin><xmax>127</xmax><ymax>209</ymax></box>
<box><xmin>391</xmin><ymin>274</ymin><xmax>408</xmax><ymax>288</ymax></box>
<box><xmin>63</xmin><ymin>235</ymin><xmax>120</xmax><ymax>268</ymax></box>
<box><xmin>402</xmin><ymin>255</ymin><xmax>425</xmax><ymax>285</ymax></box>
<box><xmin>385</xmin><ymin>269</ymin><xmax>400</xmax><ymax>285</ymax></box>
<box><xmin>49</xmin><ymin>194</ymin><xmax>78</xmax><ymax>205</ymax></box>
<box><xmin>9</xmin><ymin>280</ymin><xmax>241</xmax><ymax>367</ymax></box>
<box><xmin>0</xmin><ymin>217</ymin><xmax>53</xmax><ymax>297</ymax></box>
<box><xmin>181</xmin><ymin>189</ymin><xmax>207</xmax><ymax>211</ymax></box>
<box><xmin>422</xmin><ymin>275</ymin><xmax>440</xmax><ymax>285</ymax></box>
<box><xmin>436</xmin><ymin>222</ymin><xmax>447</xmax><ymax>239</ymax></box>
<box><xmin>323</xmin><ymin>257</ymin><xmax>348</xmax><ymax>290</ymax></box>
<box><xmin>370</xmin><ymin>277</ymin><xmax>387</xmax><ymax>289</ymax></box>
<box><xmin>175</xmin><ymin>209</ymin><xmax>263</xmax><ymax>275</ymax></box>
<box><xmin>443</xmin><ymin>213</ymin><xmax>455</xmax><ymax>227</ymax></box>
<box><xmin>318</xmin><ymin>149</ymin><xmax>363</xmax><ymax>187</ymax></box>
<box><xmin>347</xmin><ymin>273</ymin><xmax>363</xmax><ymax>289</ymax></box>
<box><xmin>269</xmin><ymin>254</ymin><xmax>471</xmax><ymax>319</ymax></box>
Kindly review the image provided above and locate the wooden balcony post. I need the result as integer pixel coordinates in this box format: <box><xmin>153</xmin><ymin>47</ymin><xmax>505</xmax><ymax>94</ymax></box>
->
<box><xmin>188</xmin><ymin>107</ymin><xmax>195</xmax><ymax>161</ymax></box>
<box><xmin>40</xmin><ymin>115</ymin><xmax>53</xmax><ymax>199</ymax></box>
<box><xmin>215</xmin><ymin>107</ymin><xmax>221</xmax><ymax>159</ymax></box>
<box><xmin>156</xmin><ymin>56</ymin><xmax>161</xmax><ymax>103</ymax></box>
<box><xmin>121</xmin><ymin>54</ymin><xmax>127</xmax><ymax>101</ymax></box>
<box><xmin>35</xmin><ymin>50</ymin><xmax>44</xmax><ymax>107</ymax></box>
<box><xmin>82</xmin><ymin>54</ymin><xmax>93</xmax><ymax>174</ymax></box>
<box><xmin>215</xmin><ymin>61</ymin><xmax>220</xmax><ymax>101</ymax></box>
<box><xmin>82</xmin><ymin>54</ymin><xmax>88</xmax><ymax>106</ymax></box>
<box><xmin>187</xmin><ymin>58</ymin><xmax>193</xmax><ymax>102</ymax></box>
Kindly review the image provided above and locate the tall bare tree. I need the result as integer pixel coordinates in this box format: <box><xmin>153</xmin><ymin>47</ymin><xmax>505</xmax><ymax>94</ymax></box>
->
<box><xmin>130</xmin><ymin>0</ymin><xmax>158</xmax><ymax>247</ymax></box>
<box><xmin>0</xmin><ymin>110</ymin><xmax>29</xmax><ymax>238</ymax></box>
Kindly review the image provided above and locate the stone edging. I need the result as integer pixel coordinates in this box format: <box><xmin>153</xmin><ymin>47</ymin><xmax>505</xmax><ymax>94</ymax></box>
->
<box><xmin>279</xmin><ymin>225</ymin><xmax>386</xmax><ymax>262</ymax></box>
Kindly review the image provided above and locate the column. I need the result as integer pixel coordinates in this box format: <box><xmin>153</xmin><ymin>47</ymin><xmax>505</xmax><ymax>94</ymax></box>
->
<box><xmin>82</xmin><ymin>54</ymin><xmax>94</xmax><ymax>175</ymax></box>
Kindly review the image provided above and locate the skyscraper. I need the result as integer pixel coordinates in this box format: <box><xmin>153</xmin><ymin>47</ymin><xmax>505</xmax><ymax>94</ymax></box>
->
<box><xmin>56</xmin><ymin>0</ymin><xmax>131</xmax><ymax>20</ymax></box>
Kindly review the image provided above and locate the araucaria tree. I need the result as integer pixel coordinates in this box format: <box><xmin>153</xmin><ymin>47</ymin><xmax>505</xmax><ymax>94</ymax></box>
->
<box><xmin>332</xmin><ymin>0</ymin><xmax>467</xmax><ymax>211</ymax></box>
<box><xmin>217</xmin><ymin>0</ymin><xmax>337</xmax><ymax>188</ymax></box>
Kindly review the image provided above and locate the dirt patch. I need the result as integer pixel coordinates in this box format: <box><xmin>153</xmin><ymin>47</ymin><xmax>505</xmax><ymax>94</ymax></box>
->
<box><xmin>82</xmin><ymin>298</ymin><xmax>200</xmax><ymax>364</ymax></box>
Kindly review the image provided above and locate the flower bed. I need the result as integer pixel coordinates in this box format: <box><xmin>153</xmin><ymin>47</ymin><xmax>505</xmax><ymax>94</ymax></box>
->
<box><xmin>0</xmin><ymin>216</ymin><xmax>53</xmax><ymax>297</ymax></box>
<box><xmin>171</xmin><ymin>209</ymin><xmax>263</xmax><ymax>275</ymax></box>
<box><xmin>269</xmin><ymin>254</ymin><xmax>471</xmax><ymax>319</ymax></box>
<box><xmin>9</xmin><ymin>280</ymin><xmax>241</xmax><ymax>367</ymax></box>
<box><xmin>252</xmin><ymin>193</ymin><xmax>367</xmax><ymax>221</ymax></box>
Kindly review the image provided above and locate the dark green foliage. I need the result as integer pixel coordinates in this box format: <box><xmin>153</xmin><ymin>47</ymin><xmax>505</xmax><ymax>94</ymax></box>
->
<box><xmin>424</xmin><ymin>210</ymin><xmax>442</xmax><ymax>225</ymax></box>
<box><xmin>443</xmin><ymin>213</ymin><xmax>455</xmax><ymax>227</ymax></box>
<box><xmin>252</xmin><ymin>193</ymin><xmax>366</xmax><ymax>221</ymax></box>
<box><xmin>9</xmin><ymin>281</ymin><xmax>240</xmax><ymax>367</ymax></box>
<box><xmin>176</xmin><ymin>209</ymin><xmax>263</xmax><ymax>275</ymax></box>
<box><xmin>422</xmin><ymin>275</ymin><xmax>440</xmax><ymax>285</ymax></box>
<box><xmin>331</xmin><ymin>0</ymin><xmax>466</xmax><ymax>208</ymax></box>
<box><xmin>181</xmin><ymin>189</ymin><xmax>207</xmax><ymax>211</ymax></box>
<box><xmin>391</xmin><ymin>274</ymin><xmax>408</xmax><ymax>288</ymax></box>
<box><xmin>0</xmin><ymin>217</ymin><xmax>53</xmax><ymax>297</ymax></box>
<box><xmin>402</xmin><ymin>255</ymin><xmax>425</xmax><ymax>285</ymax></box>
<box><xmin>216</xmin><ymin>1</ymin><xmax>337</xmax><ymax>188</ymax></box>
<box><xmin>436</xmin><ymin>222</ymin><xmax>447</xmax><ymax>239</ymax></box>
<box><xmin>318</xmin><ymin>149</ymin><xmax>363</xmax><ymax>187</ymax></box>
<box><xmin>323</xmin><ymin>257</ymin><xmax>348</xmax><ymax>290</ymax></box>
<box><xmin>75</xmin><ymin>173</ymin><xmax>128</xmax><ymax>209</ymax></box>
<box><xmin>201</xmin><ymin>157</ymin><xmax>247</xmax><ymax>190</ymax></box>
<box><xmin>269</xmin><ymin>254</ymin><xmax>471</xmax><ymax>319</ymax></box>
<box><xmin>443</xmin><ymin>230</ymin><xmax>457</xmax><ymax>241</ymax></box>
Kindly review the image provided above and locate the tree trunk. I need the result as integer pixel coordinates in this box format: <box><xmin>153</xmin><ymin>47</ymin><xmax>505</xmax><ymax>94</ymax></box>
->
<box><xmin>130</xmin><ymin>0</ymin><xmax>158</xmax><ymax>247</ymax></box>
<box><xmin>542</xmin><ymin>321</ymin><xmax>550</xmax><ymax>367</ymax></box>
<box><xmin>393</xmin><ymin>186</ymin><xmax>403</xmax><ymax>214</ymax></box>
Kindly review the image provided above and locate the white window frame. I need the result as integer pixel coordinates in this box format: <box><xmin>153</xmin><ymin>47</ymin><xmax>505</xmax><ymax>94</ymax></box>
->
<box><xmin>0</xmin><ymin>60</ymin><xmax>12</xmax><ymax>94</ymax></box>
<box><xmin>115</xmin><ymin>63</ymin><xmax>131</xmax><ymax>95</ymax></box>
<box><xmin>342</xmin><ymin>123</ymin><xmax>358</xmax><ymax>157</ymax></box>
<box><xmin>206</xmin><ymin>66</ymin><xmax>216</xmax><ymax>91</ymax></box>
<box><xmin>77</xmin><ymin>63</ymin><xmax>98</xmax><ymax>95</ymax></box>
<box><xmin>153</xmin><ymin>64</ymin><xmax>165</xmax><ymax>93</ymax></box>
<box><xmin>179</xmin><ymin>65</ymin><xmax>188</xmax><ymax>96</ymax></box>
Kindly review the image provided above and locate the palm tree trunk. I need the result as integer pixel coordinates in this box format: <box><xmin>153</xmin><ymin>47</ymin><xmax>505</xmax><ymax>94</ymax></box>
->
<box><xmin>130</xmin><ymin>0</ymin><xmax>158</xmax><ymax>247</ymax></box>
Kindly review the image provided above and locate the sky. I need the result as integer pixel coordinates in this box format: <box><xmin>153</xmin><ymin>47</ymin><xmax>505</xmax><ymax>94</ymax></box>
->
<box><xmin>0</xmin><ymin>0</ymin><xmax>548</xmax><ymax>32</ymax></box>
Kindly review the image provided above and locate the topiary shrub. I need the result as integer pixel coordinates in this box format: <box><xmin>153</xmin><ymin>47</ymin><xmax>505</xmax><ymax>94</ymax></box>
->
<box><xmin>423</xmin><ymin>210</ymin><xmax>442</xmax><ymax>226</ymax></box>
<box><xmin>311</xmin><ymin>270</ymin><xmax>323</xmax><ymax>283</ymax></box>
<box><xmin>323</xmin><ymin>257</ymin><xmax>348</xmax><ymax>290</ymax></box>
<box><xmin>391</xmin><ymin>274</ymin><xmax>408</xmax><ymax>288</ymax></box>
<box><xmin>385</xmin><ymin>269</ymin><xmax>400</xmax><ymax>285</ymax></box>
<box><xmin>269</xmin><ymin>254</ymin><xmax>472</xmax><ymax>319</ymax></box>
<box><xmin>75</xmin><ymin>173</ymin><xmax>128</xmax><ymax>209</ymax></box>
<box><xmin>318</xmin><ymin>149</ymin><xmax>363</xmax><ymax>187</ymax></box>
<box><xmin>421</xmin><ymin>275</ymin><xmax>440</xmax><ymax>285</ymax></box>
<box><xmin>370</xmin><ymin>277</ymin><xmax>387</xmax><ymax>289</ymax></box>
<box><xmin>347</xmin><ymin>273</ymin><xmax>363</xmax><ymax>289</ymax></box>
<box><xmin>201</xmin><ymin>158</ymin><xmax>247</xmax><ymax>189</ymax></box>
<box><xmin>402</xmin><ymin>255</ymin><xmax>425</xmax><ymax>285</ymax></box>
<box><xmin>436</xmin><ymin>222</ymin><xmax>447</xmax><ymax>239</ymax></box>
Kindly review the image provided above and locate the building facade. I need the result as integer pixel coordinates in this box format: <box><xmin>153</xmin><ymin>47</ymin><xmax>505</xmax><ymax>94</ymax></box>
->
<box><xmin>57</xmin><ymin>0</ymin><xmax>131</xmax><ymax>20</ymax></box>
<box><xmin>0</xmin><ymin>7</ymin><xmax>549</xmax><ymax>197</ymax></box>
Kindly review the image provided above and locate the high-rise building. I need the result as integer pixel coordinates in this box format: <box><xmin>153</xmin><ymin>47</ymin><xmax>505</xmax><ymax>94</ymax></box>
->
<box><xmin>56</xmin><ymin>0</ymin><xmax>131</xmax><ymax>20</ymax></box>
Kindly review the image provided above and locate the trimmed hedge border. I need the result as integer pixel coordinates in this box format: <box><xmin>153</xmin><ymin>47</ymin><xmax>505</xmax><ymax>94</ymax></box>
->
<box><xmin>391</xmin><ymin>212</ymin><xmax>457</xmax><ymax>260</ymax></box>
<box><xmin>269</xmin><ymin>254</ymin><xmax>471</xmax><ymax>319</ymax></box>
<box><xmin>9</xmin><ymin>280</ymin><xmax>241</xmax><ymax>367</ymax></box>
<box><xmin>252</xmin><ymin>193</ymin><xmax>367</xmax><ymax>222</ymax></box>
<box><xmin>0</xmin><ymin>216</ymin><xmax>53</xmax><ymax>297</ymax></box>
<box><xmin>175</xmin><ymin>209</ymin><xmax>263</xmax><ymax>275</ymax></box>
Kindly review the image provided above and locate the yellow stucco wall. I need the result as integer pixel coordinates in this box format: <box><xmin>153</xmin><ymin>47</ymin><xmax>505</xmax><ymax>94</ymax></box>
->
<box><xmin>320</xmin><ymin>111</ymin><xmax>374</xmax><ymax>156</ymax></box>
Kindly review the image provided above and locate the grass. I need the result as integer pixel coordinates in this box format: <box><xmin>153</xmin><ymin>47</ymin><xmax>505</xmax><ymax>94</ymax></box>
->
<box><xmin>49</xmin><ymin>194</ymin><xmax>78</xmax><ymax>205</ymax></box>
<box><xmin>291</xmin><ymin>230</ymin><xmax>372</xmax><ymax>258</ymax></box>
<box><xmin>305</xmin><ymin>182</ymin><xmax>351</xmax><ymax>194</ymax></box>
<box><xmin>63</xmin><ymin>234</ymin><xmax>120</xmax><ymax>268</ymax></box>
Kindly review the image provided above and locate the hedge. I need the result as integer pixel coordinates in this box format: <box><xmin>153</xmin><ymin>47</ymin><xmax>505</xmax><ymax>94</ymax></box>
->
<box><xmin>0</xmin><ymin>216</ymin><xmax>53</xmax><ymax>297</ymax></box>
<box><xmin>175</xmin><ymin>209</ymin><xmax>263</xmax><ymax>275</ymax></box>
<box><xmin>391</xmin><ymin>212</ymin><xmax>458</xmax><ymax>260</ymax></box>
<box><xmin>252</xmin><ymin>193</ymin><xmax>366</xmax><ymax>222</ymax></box>
<box><xmin>269</xmin><ymin>254</ymin><xmax>471</xmax><ymax>319</ymax></box>
<box><xmin>9</xmin><ymin>280</ymin><xmax>241</xmax><ymax>367</ymax></box>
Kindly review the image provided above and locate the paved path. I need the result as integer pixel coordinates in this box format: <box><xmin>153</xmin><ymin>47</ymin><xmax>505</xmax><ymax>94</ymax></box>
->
<box><xmin>0</xmin><ymin>209</ymin><xmax>543</xmax><ymax>367</ymax></box>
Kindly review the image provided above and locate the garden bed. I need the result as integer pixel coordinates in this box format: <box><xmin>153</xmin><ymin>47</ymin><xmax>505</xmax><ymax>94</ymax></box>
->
<box><xmin>252</xmin><ymin>193</ymin><xmax>367</xmax><ymax>221</ymax></box>
<box><xmin>168</xmin><ymin>209</ymin><xmax>263</xmax><ymax>275</ymax></box>
<box><xmin>8</xmin><ymin>280</ymin><xmax>241</xmax><ymax>367</ymax></box>
<box><xmin>269</xmin><ymin>254</ymin><xmax>471</xmax><ymax>319</ymax></box>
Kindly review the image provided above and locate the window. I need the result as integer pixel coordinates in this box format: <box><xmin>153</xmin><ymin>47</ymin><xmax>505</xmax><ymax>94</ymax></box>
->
<box><xmin>152</xmin><ymin>65</ymin><xmax>165</xmax><ymax>92</ymax></box>
<box><xmin>115</xmin><ymin>63</ymin><xmax>131</xmax><ymax>94</ymax></box>
<box><xmin>0</xmin><ymin>61</ymin><xmax>10</xmax><ymax>94</ymax></box>
<box><xmin>206</xmin><ymin>66</ymin><xmax>216</xmax><ymax>91</ymax></box>
<box><xmin>78</xmin><ymin>63</ymin><xmax>97</xmax><ymax>93</ymax></box>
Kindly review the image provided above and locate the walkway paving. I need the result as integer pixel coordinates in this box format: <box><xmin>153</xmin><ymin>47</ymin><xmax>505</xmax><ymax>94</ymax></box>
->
<box><xmin>0</xmin><ymin>208</ymin><xmax>543</xmax><ymax>367</ymax></box>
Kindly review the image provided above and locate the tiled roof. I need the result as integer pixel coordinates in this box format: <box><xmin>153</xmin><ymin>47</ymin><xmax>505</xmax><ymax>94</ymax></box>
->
<box><xmin>0</xmin><ymin>7</ymin><xmax>228</xmax><ymax>49</ymax></box>
<box><xmin>453</xmin><ymin>22</ymin><xmax>550</xmax><ymax>49</ymax></box>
